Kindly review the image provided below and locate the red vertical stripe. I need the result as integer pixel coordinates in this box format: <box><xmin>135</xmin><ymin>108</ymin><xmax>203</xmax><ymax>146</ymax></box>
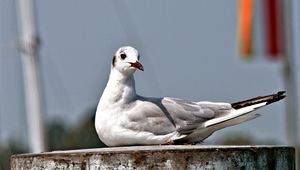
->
<box><xmin>264</xmin><ymin>0</ymin><xmax>284</xmax><ymax>59</ymax></box>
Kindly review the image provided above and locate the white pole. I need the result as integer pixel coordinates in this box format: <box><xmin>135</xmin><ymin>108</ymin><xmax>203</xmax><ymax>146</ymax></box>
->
<box><xmin>283</xmin><ymin>0</ymin><xmax>299</xmax><ymax>169</ymax></box>
<box><xmin>283</xmin><ymin>0</ymin><xmax>298</xmax><ymax>147</ymax></box>
<box><xmin>16</xmin><ymin>0</ymin><xmax>46</xmax><ymax>153</ymax></box>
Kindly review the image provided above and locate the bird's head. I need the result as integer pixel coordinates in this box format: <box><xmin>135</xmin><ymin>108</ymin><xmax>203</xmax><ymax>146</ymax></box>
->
<box><xmin>112</xmin><ymin>46</ymin><xmax>144</xmax><ymax>75</ymax></box>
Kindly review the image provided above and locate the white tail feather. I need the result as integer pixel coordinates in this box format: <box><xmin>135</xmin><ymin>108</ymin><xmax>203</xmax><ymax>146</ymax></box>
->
<box><xmin>204</xmin><ymin>102</ymin><xmax>267</xmax><ymax>128</ymax></box>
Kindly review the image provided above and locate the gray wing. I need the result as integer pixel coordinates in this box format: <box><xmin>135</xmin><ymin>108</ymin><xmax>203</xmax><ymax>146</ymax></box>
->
<box><xmin>121</xmin><ymin>96</ymin><xmax>232</xmax><ymax>138</ymax></box>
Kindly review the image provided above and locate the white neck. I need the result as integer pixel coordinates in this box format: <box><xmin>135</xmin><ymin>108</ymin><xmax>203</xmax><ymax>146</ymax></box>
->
<box><xmin>99</xmin><ymin>68</ymin><xmax>137</xmax><ymax>107</ymax></box>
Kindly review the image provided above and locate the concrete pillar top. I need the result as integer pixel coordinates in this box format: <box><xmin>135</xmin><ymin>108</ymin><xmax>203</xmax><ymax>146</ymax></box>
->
<box><xmin>11</xmin><ymin>145</ymin><xmax>295</xmax><ymax>169</ymax></box>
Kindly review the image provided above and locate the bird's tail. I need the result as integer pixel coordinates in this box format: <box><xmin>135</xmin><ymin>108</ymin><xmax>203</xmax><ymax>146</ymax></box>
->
<box><xmin>203</xmin><ymin>91</ymin><xmax>286</xmax><ymax>128</ymax></box>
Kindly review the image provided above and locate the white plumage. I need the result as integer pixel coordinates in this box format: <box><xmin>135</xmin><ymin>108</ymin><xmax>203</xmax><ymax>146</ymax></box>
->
<box><xmin>95</xmin><ymin>46</ymin><xmax>285</xmax><ymax>146</ymax></box>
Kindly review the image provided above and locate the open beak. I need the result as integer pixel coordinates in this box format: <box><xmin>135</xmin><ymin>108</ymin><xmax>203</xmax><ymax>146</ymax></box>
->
<box><xmin>130</xmin><ymin>61</ymin><xmax>144</xmax><ymax>71</ymax></box>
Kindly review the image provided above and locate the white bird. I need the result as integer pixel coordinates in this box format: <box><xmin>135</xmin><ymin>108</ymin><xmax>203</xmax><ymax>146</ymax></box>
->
<box><xmin>95</xmin><ymin>46</ymin><xmax>286</xmax><ymax>147</ymax></box>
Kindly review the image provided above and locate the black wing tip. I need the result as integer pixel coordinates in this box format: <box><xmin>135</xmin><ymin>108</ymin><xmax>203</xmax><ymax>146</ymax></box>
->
<box><xmin>268</xmin><ymin>91</ymin><xmax>286</xmax><ymax>104</ymax></box>
<box><xmin>231</xmin><ymin>91</ymin><xmax>286</xmax><ymax>109</ymax></box>
<box><xmin>277</xmin><ymin>91</ymin><xmax>286</xmax><ymax>98</ymax></box>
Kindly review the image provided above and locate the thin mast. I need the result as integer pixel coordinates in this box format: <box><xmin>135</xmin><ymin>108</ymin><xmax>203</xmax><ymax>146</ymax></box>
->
<box><xmin>16</xmin><ymin>0</ymin><xmax>46</xmax><ymax>153</ymax></box>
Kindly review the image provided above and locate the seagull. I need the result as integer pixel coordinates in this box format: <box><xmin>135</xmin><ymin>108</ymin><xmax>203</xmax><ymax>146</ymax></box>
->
<box><xmin>95</xmin><ymin>46</ymin><xmax>286</xmax><ymax>147</ymax></box>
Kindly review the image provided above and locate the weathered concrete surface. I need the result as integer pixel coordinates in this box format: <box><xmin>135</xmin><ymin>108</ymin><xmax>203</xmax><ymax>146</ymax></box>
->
<box><xmin>11</xmin><ymin>145</ymin><xmax>295</xmax><ymax>170</ymax></box>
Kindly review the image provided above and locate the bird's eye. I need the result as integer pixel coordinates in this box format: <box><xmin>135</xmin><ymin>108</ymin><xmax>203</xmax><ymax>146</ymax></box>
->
<box><xmin>120</xmin><ymin>53</ymin><xmax>127</xmax><ymax>60</ymax></box>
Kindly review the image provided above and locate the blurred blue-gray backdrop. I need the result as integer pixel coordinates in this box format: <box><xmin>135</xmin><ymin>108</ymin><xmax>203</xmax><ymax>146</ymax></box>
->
<box><xmin>0</xmin><ymin>0</ymin><xmax>299</xmax><ymax>148</ymax></box>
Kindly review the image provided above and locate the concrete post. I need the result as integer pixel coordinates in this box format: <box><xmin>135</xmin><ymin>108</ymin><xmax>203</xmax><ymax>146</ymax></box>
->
<box><xmin>11</xmin><ymin>145</ymin><xmax>295</xmax><ymax>169</ymax></box>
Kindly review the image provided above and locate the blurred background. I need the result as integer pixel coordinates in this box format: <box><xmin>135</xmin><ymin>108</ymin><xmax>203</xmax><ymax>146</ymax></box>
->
<box><xmin>0</xmin><ymin>0</ymin><xmax>299</xmax><ymax>169</ymax></box>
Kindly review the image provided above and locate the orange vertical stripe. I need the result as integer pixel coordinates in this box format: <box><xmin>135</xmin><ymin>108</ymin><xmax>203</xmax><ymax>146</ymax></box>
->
<box><xmin>239</xmin><ymin>0</ymin><xmax>254</xmax><ymax>59</ymax></box>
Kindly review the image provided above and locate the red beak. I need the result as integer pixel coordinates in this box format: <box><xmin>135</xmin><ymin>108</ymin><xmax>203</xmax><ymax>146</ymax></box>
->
<box><xmin>130</xmin><ymin>61</ymin><xmax>144</xmax><ymax>71</ymax></box>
